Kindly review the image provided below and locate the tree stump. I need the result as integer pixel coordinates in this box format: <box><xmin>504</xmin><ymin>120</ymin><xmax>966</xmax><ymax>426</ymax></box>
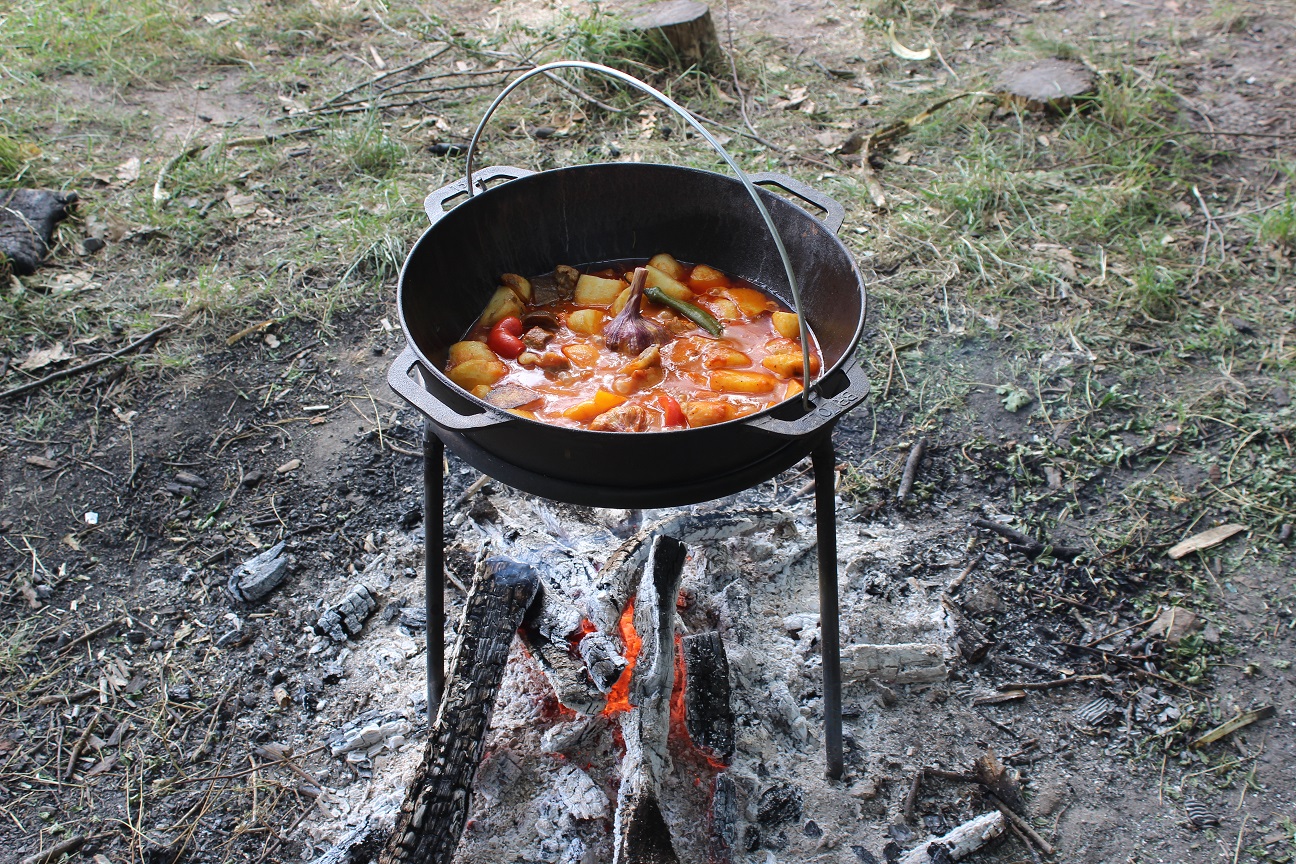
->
<box><xmin>628</xmin><ymin>0</ymin><xmax>720</xmax><ymax>69</ymax></box>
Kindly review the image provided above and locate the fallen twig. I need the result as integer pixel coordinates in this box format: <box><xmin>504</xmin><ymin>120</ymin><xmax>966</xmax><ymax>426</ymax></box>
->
<box><xmin>988</xmin><ymin>793</ymin><xmax>1054</xmax><ymax>857</ymax></box>
<box><xmin>2</xmin><ymin>327</ymin><xmax>176</xmax><ymax>401</ymax></box>
<box><xmin>896</xmin><ymin>437</ymin><xmax>927</xmax><ymax>503</ymax></box>
<box><xmin>971</xmin><ymin>517</ymin><xmax>1085</xmax><ymax>560</ymax></box>
<box><xmin>56</xmin><ymin>618</ymin><xmax>122</xmax><ymax>655</ymax></box>
<box><xmin>63</xmin><ymin>710</ymin><xmax>101</xmax><ymax>781</ymax></box>
<box><xmin>997</xmin><ymin>674</ymin><xmax>1110</xmax><ymax>692</ymax></box>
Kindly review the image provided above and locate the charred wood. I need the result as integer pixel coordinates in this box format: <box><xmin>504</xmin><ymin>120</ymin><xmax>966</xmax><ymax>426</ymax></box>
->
<box><xmin>971</xmin><ymin>517</ymin><xmax>1084</xmax><ymax>561</ymax></box>
<box><xmin>682</xmin><ymin>631</ymin><xmax>735</xmax><ymax>761</ymax></box>
<box><xmin>380</xmin><ymin>558</ymin><xmax>540</xmax><ymax>864</ymax></box>
<box><xmin>614</xmin><ymin>536</ymin><xmax>688</xmax><ymax>864</ymax></box>
<box><xmin>972</xmin><ymin>748</ymin><xmax>1026</xmax><ymax>815</ymax></box>
<box><xmin>708</xmin><ymin>772</ymin><xmax>738</xmax><ymax>864</ymax></box>
<box><xmin>940</xmin><ymin>596</ymin><xmax>992</xmax><ymax>663</ymax></box>
<box><xmin>896</xmin><ymin>437</ymin><xmax>926</xmax><ymax>503</ymax></box>
<box><xmin>841</xmin><ymin>643</ymin><xmax>947</xmax><ymax>684</ymax></box>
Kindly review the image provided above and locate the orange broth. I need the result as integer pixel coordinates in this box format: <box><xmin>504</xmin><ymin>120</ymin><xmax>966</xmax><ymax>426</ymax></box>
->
<box><xmin>449</xmin><ymin>258</ymin><xmax>823</xmax><ymax>431</ymax></box>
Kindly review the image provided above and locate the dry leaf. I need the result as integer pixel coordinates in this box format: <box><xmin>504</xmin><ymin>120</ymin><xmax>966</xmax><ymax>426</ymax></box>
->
<box><xmin>773</xmin><ymin>86</ymin><xmax>809</xmax><ymax>111</ymax></box>
<box><xmin>19</xmin><ymin>343</ymin><xmax>73</xmax><ymax>372</ymax></box>
<box><xmin>887</xmin><ymin>21</ymin><xmax>932</xmax><ymax>61</ymax></box>
<box><xmin>225</xmin><ymin>190</ymin><xmax>257</xmax><ymax>218</ymax></box>
<box><xmin>116</xmin><ymin>157</ymin><xmax>141</xmax><ymax>184</ymax></box>
<box><xmin>203</xmin><ymin>11</ymin><xmax>234</xmax><ymax>26</ymax></box>
<box><xmin>26</xmin><ymin>455</ymin><xmax>60</xmax><ymax>469</ymax></box>
<box><xmin>1168</xmin><ymin>524</ymin><xmax>1247</xmax><ymax>559</ymax></box>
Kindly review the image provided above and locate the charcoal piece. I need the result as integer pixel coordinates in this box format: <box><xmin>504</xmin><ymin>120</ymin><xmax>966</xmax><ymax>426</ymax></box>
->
<box><xmin>1184</xmin><ymin>799</ymin><xmax>1219</xmax><ymax>829</ymax></box>
<box><xmin>708</xmin><ymin>772</ymin><xmax>738</xmax><ymax>863</ymax></box>
<box><xmin>756</xmin><ymin>781</ymin><xmax>802</xmax><ymax>826</ymax></box>
<box><xmin>853</xmin><ymin>846</ymin><xmax>880</xmax><ymax>864</ymax></box>
<box><xmin>316</xmin><ymin>584</ymin><xmax>377</xmax><ymax>642</ymax></box>
<box><xmin>0</xmin><ymin>189</ymin><xmax>77</xmax><ymax>275</ymax></box>
<box><xmin>227</xmin><ymin>542</ymin><xmax>289</xmax><ymax>604</ymax></box>
<box><xmin>803</xmin><ymin>820</ymin><xmax>823</xmax><ymax>838</ymax></box>
<box><xmin>743</xmin><ymin>825</ymin><xmax>761</xmax><ymax>853</ymax></box>
<box><xmin>682</xmin><ymin>631</ymin><xmax>735</xmax><ymax>760</ymax></box>
<box><xmin>578</xmin><ymin>630</ymin><xmax>627</xmax><ymax>693</ymax></box>
<box><xmin>883</xmin><ymin>840</ymin><xmax>901</xmax><ymax>863</ymax></box>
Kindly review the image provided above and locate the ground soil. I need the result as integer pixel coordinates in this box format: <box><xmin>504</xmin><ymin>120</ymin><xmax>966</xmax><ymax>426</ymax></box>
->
<box><xmin>2</xmin><ymin>0</ymin><xmax>1293</xmax><ymax>862</ymax></box>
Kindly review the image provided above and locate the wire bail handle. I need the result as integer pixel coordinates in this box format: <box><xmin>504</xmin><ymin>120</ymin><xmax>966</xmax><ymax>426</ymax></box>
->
<box><xmin>463</xmin><ymin>60</ymin><xmax>815</xmax><ymax>407</ymax></box>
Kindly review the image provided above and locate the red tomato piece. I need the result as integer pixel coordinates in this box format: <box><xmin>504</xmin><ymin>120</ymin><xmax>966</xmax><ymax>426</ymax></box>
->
<box><xmin>487</xmin><ymin>316</ymin><xmax>525</xmax><ymax>359</ymax></box>
<box><xmin>658</xmin><ymin>393</ymin><xmax>686</xmax><ymax>427</ymax></box>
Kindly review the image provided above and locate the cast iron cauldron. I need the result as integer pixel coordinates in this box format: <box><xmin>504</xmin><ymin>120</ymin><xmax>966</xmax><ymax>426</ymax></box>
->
<box><xmin>389</xmin><ymin>69</ymin><xmax>868</xmax><ymax>509</ymax></box>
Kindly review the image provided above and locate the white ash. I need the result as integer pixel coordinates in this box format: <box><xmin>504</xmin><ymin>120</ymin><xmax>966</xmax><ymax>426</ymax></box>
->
<box><xmin>299</xmin><ymin>482</ymin><xmax>971</xmax><ymax>863</ymax></box>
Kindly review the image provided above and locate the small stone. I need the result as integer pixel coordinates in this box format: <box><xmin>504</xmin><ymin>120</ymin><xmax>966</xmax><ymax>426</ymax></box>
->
<box><xmin>174</xmin><ymin>471</ymin><xmax>209</xmax><ymax>488</ymax></box>
<box><xmin>148</xmin><ymin>638</ymin><xmax>165</xmax><ymax>652</ymax></box>
<box><xmin>276</xmin><ymin>459</ymin><xmax>302</xmax><ymax>475</ymax></box>
<box><xmin>1272</xmin><ymin>387</ymin><xmax>1290</xmax><ymax>407</ymax></box>
<box><xmin>803</xmin><ymin>819</ymin><xmax>823</xmax><ymax>838</ymax></box>
<box><xmin>400</xmin><ymin>507</ymin><xmax>422</xmax><ymax>528</ymax></box>
<box><xmin>241</xmin><ymin>470</ymin><xmax>264</xmax><ymax>487</ymax></box>
<box><xmin>170</xmin><ymin>684</ymin><xmax>192</xmax><ymax>701</ymax></box>
<box><xmin>240</xmin><ymin>692</ymin><xmax>258</xmax><ymax>708</ymax></box>
<box><xmin>126</xmin><ymin>630</ymin><xmax>147</xmax><ymax>644</ymax></box>
<box><xmin>81</xmin><ymin>236</ymin><xmax>106</xmax><ymax>253</ymax></box>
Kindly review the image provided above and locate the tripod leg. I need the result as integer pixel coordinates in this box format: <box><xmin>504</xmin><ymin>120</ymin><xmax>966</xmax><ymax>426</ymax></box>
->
<box><xmin>812</xmin><ymin>436</ymin><xmax>844</xmax><ymax>780</ymax></box>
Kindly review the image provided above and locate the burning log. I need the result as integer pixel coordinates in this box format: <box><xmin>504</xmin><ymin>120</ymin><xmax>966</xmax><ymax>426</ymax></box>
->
<box><xmin>841</xmin><ymin>643</ymin><xmax>948</xmax><ymax>684</ymax></box>
<box><xmin>681</xmin><ymin>632</ymin><xmax>735</xmax><ymax>761</ymax></box>
<box><xmin>380</xmin><ymin>558</ymin><xmax>540</xmax><ymax>864</ymax></box>
<box><xmin>896</xmin><ymin>811</ymin><xmax>1006</xmax><ymax>864</ymax></box>
<box><xmin>613</xmin><ymin>535</ymin><xmax>688</xmax><ymax>864</ymax></box>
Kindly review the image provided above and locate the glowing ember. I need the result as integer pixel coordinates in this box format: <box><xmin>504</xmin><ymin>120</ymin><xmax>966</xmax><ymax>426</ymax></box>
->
<box><xmin>602</xmin><ymin>599</ymin><xmax>641</xmax><ymax>716</ymax></box>
<box><xmin>567</xmin><ymin>618</ymin><xmax>598</xmax><ymax>657</ymax></box>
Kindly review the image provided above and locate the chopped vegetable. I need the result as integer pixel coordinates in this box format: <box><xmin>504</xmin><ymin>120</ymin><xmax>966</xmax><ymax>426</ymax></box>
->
<box><xmin>563</xmin><ymin>388</ymin><xmax>626</xmax><ymax>422</ymax></box>
<box><xmin>785</xmin><ymin>379</ymin><xmax>804</xmax><ymax>399</ymax></box>
<box><xmin>448</xmin><ymin>354</ymin><xmax>507</xmax><ymax>390</ymax></box>
<box><xmin>574</xmin><ymin>274</ymin><xmax>626</xmax><ymax>306</ymax></box>
<box><xmin>762</xmin><ymin>353</ymin><xmax>820</xmax><ymax>378</ymax></box>
<box><xmin>722</xmin><ymin>286</ymin><xmax>778</xmax><ymax>317</ymax></box>
<box><xmin>687</xmin><ymin>264</ymin><xmax>728</xmax><ymax>291</ymax></box>
<box><xmin>485</xmin><ymin>383</ymin><xmax>543</xmax><ymax>409</ymax></box>
<box><xmin>486</xmin><ymin>316</ymin><xmax>526</xmax><ymax>359</ymax></box>
<box><xmin>561</xmin><ymin>343</ymin><xmax>600</xmax><ymax>368</ymax></box>
<box><xmin>709</xmin><ymin>369</ymin><xmax>778</xmax><ymax>394</ymax></box>
<box><xmin>658</xmin><ymin>393</ymin><xmax>685</xmax><ymax>427</ymax></box>
<box><xmin>699</xmin><ymin>296</ymin><xmax>743</xmax><ymax>322</ymax></box>
<box><xmin>683</xmin><ymin>400</ymin><xmax>732</xmax><ymax>427</ymax></box>
<box><xmin>566</xmin><ymin>309</ymin><xmax>605</xmax><ymax>335</ymax></box>
<box><xmin>501</xmin><ymin>273</ymin><xmax>532</xmax><ymax>301</ymax></box>
<box><xmin>481</xmin><ymin>286</ymin><xmax>524</xmax><ymax>327</ymax></box>
<box><xmin>772</xmin><ymin>311</ymin><xmax>801</xmax><ymax>339</ymax></box>
<box><xmin>644</xmin><ymin>266</ymin><xmax>695</xmax><ymax>302</ymax></box>
<box><xmin>702</xmin><ymin>344</ymin><xmax>752</xmax><ymax>369</ymax></box>
<box><xmin>648</xmin><ymin>252</ymin><xmax>686</xmax><ymax>281</ymax></box>
<box><xmin>645</xmin><ymin>286</ymin><xmax>724</xmax><ymax>336</ymax></box>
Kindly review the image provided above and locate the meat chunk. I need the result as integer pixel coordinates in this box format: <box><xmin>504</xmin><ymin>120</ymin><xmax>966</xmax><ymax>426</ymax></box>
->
<box><xmin>589</xmin><ymin>403</ymin><xmax>649</xmax><ymax>432</ymax></box>
<box><xmin>522</xmin><ymin>326</ymin><xmax>553</xmax><ymax>350</ymax></box>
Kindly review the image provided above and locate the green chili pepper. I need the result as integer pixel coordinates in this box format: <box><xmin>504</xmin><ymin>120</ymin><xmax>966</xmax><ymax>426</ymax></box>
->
<box><xmin>645</xmin><ymin>287</ymin><xmax>724</xmax><ymax>337</ymax></box>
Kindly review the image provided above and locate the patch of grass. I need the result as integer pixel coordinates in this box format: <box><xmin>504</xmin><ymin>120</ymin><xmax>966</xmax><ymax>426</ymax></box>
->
<box><xmin>1255</xmin><ymin>199</ymin><xmax>1296</xmax><ymax>248</ymax></box>
<box><xmin>334</xmin><ymin>114</ymin><xmax>408</xmax><ymax>179</ymax></box>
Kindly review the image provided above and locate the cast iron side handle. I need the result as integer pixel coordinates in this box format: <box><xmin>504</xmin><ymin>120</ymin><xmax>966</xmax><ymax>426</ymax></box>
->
<box><xmin>747</xmin><ymin>361</ymin><xmax>869</xmax><ymax>438</ymax></box>
<box><xmin>748</xmin><ymin>172</ymin><xmax>846</xmax><ymax>236</ymax></box>
<box><xmin>423</xmin><ymin>165</ymin><xmax>535</xmax><ymax>226</ymax></box>
<box><xmin>388</xmin><ymin>345</ymin><xmax>507</xmax><ymax>431</ymax></box>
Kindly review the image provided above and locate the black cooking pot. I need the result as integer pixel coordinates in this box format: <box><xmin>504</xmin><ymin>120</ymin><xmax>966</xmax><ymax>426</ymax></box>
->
<box><xmin>388</xmin><ymin>161</ymin><xmax>868</xmax><ymax>509</ymax></box>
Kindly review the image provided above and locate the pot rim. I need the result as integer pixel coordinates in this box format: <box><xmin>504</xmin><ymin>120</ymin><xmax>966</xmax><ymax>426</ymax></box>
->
<box><xmin>397</xmin><ymin>161</ymin><xmax>867</xmax><ymax>436</ymax></box>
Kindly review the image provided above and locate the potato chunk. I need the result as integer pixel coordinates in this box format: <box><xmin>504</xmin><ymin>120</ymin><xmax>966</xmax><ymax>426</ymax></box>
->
<box><xmin>500</xmin><ymin>273</ymin><xmax>532</xmax><ymax>301</ymax></box>
<box><xmin>480</xmin><ymin>286</ymin><xmax>524</xmax><ymax>327</ymax></box>
<box><xmin>702</xmin><ymin>343</ymin><xmax>751</xmax><ymax>369</ymax></box>
<box><xmin>562</xmin><ymin>343</ymin><xmax>600</xmax><ymax>368</ymax></box>
<box><xmin>566</xmin><ymin>309</ymin><xmax>605</xmax><ymax>335</ymax></box>
<box><xmin>448</xmin><ymin>357</ymin><xmax>507</xmax><ymax>390</ymax></box>
<box><xmin>721</xmin><ymin>286</ymin><xmax>778</xmax><ymax>317</ymax></box>
<box><xmin>761</xmin><ymin>352</ymin><xmax>821</xmax><ymax>379</ymax></box>
<box><xmin>648</xmin><ymin>253</ymin><xmax>686</xmax><ymax>281</ymax></box>
<box><xmin>644</xmin><ymin>266</ymin><xmax>694</xmax><ymax>301</ymax></box>
<box><xmin>448</xmin><ymin>340</ymin><xmax>497</xmax><ymax>366</ymax></box>
<box><xmin>683</xmin><ymin>400</ymin><xmax>733</xmax><ymax>427</ymax></box>
<box><xmin>709</xmin><ymin>370</ymin><xmax>777</xmax><ymax>394</ymax></box>
<box><xmin>771</xmin><ymin>311</ymin><xmax>802</xmax><ymax>339</ymax></box>
<box><xmin>574</xmin><ymin>274</ymin><xmax>626</xmax><ymax>306</ymax></box>
<box><xmin>687</xmin><ymin>264</ymin><xmax>728</xmax><ymax>291</ymax></box>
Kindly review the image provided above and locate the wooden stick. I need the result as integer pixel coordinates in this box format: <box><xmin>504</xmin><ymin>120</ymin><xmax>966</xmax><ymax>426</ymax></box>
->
<box><xmin>63</xmin><ymin>710</ymin><xmax>101</xmax><ymax>781</ymax></box>
<box><xmin>2</xmin><ymin>327</ymin><xmax>175</xmax><ymax>401</ymax></box>
<box><xmin>997</xmin><ymin>674</ymin><xmax>1110</xmax><ymax>692</ymax></box>
<box><xmin>56</xmin><ymin>618</ymin><xmax>122</xmax><ymax>654</ymax></box>
<box><xmin>19</xmin><ymin>834</ymin><xmax>88</xmax><ymax>864</ymax></box>
<box><xmin>988</xmin><ymin>794</ymin><xmax>1054</xmax><ymax>856</ymax></box>
<box><xmin>971</xmin><ymin>517</ymin><xmax>1084</xmax><ymax>560</ymax></box>
<box><xmin>896</xmin><ymin>438</ymin><xmax>927</xmax><ymax>503</ymax></box>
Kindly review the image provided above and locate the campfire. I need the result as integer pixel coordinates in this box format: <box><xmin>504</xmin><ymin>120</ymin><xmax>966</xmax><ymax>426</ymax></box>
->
<box><xmin>382</xmin><ymin>531</ymin><xmax>744</xmax><ymax>864</ymax></box>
